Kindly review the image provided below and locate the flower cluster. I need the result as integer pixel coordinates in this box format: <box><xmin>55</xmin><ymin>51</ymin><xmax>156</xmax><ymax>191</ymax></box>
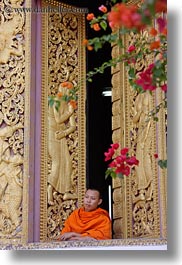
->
<box><xmin>48</xmin><ymin>81</ymin><xmax>78</xmax><ymax>110</ymax></box>
<box><xmin>108</xmin><ymin>3</ymin><xmax>145</xmax><ymax>31</ymax></box>
<box><xmin>84</xmin><ymin>0</ymin><xmax>167</xmax><ymax>95</ymax></box>
<box><xmin>104</xmin><ymin>143</ymin><xmax>139</xmax><ymax>179</ymax></box>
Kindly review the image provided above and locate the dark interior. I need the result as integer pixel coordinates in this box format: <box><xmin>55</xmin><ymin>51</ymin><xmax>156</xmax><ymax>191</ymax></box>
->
<box><xmin>60</xmin><ymin>0</ymin><xmax>113</xmax><ymax>213</ymax></box>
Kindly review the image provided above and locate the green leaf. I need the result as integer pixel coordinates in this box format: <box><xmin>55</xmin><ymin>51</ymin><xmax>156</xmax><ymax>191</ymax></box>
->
<box><xmin>55</xmin><ymin>100</ymin><xmax>60</xmax><ymax>111</ymax></box>
<box><xmin>100</xmin><ymin>20</ymin><xmax>107</xmax><ymax>31</ymax></box>
<box><xmin>117</xmin><ymin>173</ymin><xmax>124</xmax><ymax>179</ymax></box>
<box><xmin>48</xmin><ymin>97</ymin><xmax>55</xmax><ymax>107</ymax></box>
<box><xmin>158</xmin><ymin>159</ymin><xmax>167</xmax><ymax>169</ymax></box>
<box><xmin>128</xmin><ymin>68</ymin><xmax>136</xmax><ymax>78</ymax></box>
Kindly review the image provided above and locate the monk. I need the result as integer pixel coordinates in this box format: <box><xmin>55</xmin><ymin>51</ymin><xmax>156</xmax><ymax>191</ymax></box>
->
<box><xmin>59</xmin><ymin>188</ymin><xmax>112</xmax><ymax>241</ymax></box>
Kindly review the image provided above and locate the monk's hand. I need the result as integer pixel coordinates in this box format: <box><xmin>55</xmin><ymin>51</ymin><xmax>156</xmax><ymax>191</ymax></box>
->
<box><xmin>59</xmin><ymin>232</ymin><xmax>81</xmax><ymax>241</ymax></box>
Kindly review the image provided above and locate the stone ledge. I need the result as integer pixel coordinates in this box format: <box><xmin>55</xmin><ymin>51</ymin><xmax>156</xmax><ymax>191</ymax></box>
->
<box><xmin>0</xmin><ymin>238</ymin><xmax>167</xmax><ymax>250</ymax></box>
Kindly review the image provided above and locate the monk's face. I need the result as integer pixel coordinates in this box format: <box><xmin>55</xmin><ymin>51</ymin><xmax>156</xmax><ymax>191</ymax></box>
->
<box><xmin>84</xmin><ymin>189</ymin><xmax>102</xmax><ymax>212</ymax></box>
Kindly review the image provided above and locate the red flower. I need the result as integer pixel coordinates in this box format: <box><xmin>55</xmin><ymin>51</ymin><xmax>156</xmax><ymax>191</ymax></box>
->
<box><xmin>69</xmin><ymin>100</ymin><xmax>77</xmax><ymax>109</ymax></box>
<box><xmin>120</xmin><ymin>147</ymin><xmax>129</xmax><ymax>155</ymax></box>
<box><xmin>111</xmin><ymin>143</ymin><xmax>119</xmax><ymax>149</ymax></box>
<box><xmin>109</xmin><ymin>161</ymin><xmax>116</xmax><ymax>168</ymax></box>
<box><xmin>116</xmin><ymin>164</ymin><xmax>130</xmax><ymax>176</ymax></box>
<box><xmin>127</xmin><ymin>45</ymin><xmax>136</xmax><ymax>53</ymax></box>
<box><xmin>104</xmin><ymin>148</ymin><xmax>115</xmax><ymax>161</ymax></box>
<box><xmin>92</xmin><ymin>23</ymin><xmax>101</xmax><ymax>31</ymax></box>
<box><xmin>86</xmin><ymin>13</ymin><xmax>95</xmax><ymax>21</ymax></box>
<box><xmin>161</xmin><ymin>84</ymin><xmax>167</xmax><ymax>92</ymax></box>
<box><xmin>135</xmin><ymin>63</ymin><xmax>157</xmax><ymax>91</ymax></box>
<box><xmin>126</xmin><ymin>156</ymin><xmax>139</xmax><ymax>166</ymax></box>
<box><xmin>107</xmin><ymin>3</ymin><xmax>144</xmax><ymax>31</ymax></box>
<box><xmin>154</xmin><ymin>153</ymin><xmax>158</xmax><ymax>159</ymax></box>
<box><xmin>115</xmin><ymin>155</ymin><xmax>127</xmax><ymax>164</ymax></box>
<box><xmin>105</xmin><ymin>145</ymin><xmax>139</xmax><ymax>178</ymax></box>
<box><xmin>157</xmin><ymin>17</ymin><xmax>167</xmax><ymax>33</ymax></box>
<box><xmin>150</xmin><ymin>27</ymin><xmax>158</xmax><ymax>36</ymax></box>
<box><xmin>150</xmin><ymin>40</ymin><xmax>161</xmax><ymax>50</ymax></box>
<box><xmin>155</xmin><ymin>0</ymin><xmax>167</xmax><ymax>13</ymax></box>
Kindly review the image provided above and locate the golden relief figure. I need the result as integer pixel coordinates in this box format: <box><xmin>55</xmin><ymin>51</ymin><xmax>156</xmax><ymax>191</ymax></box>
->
<box><xmin>47</xmin><ymin>83</ymin><xmax>77</xmax><ymax>205</ymax></box>
<box><xmin>0</xmin><ymin>123</ymin><xmax>23</xmax><ymax>235</ymax></box>
<box><xmin>131</xmin><ymin>91</ymin><xmax>154</xmax><ymax>237</ymax></box>
<box><xmin>132</xmin><ymin>91</ymin><xmax>153</xmax><ymax>202</ymax></box>
<box><xmin>0</xmin><ymin>15</ymin><xmax>23</xmax><ymax>64</ymax></box>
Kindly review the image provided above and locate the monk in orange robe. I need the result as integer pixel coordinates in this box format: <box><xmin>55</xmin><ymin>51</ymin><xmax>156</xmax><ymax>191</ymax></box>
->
<box><xmin>59</xmin><ymin>188</ymin><xmax>112</xmax><ymax>241</ymax></box>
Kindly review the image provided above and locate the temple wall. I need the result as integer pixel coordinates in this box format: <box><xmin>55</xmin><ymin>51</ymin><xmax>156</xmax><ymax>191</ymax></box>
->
<box><xmin>0</xmin><ymin>0</ymin><xmax>32</xmax><ymax>244</ymax></box>
<box><xmin>0</xmin><ymin>0</ymin><xmax>167</xmax><ymax>247</ymax></box>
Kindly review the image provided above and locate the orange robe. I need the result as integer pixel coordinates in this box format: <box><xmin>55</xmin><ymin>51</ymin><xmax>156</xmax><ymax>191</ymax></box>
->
<box><xmin>61</xmin><ymin>207</ymin><xmax>112</xmax><ymax>240</ymax></box>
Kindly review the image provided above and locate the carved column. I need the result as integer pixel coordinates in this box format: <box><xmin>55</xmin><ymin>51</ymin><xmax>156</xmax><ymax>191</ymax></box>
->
<box><xmin>40</xmin><ymin>0</ymin><xmax>87</xmax><ymax>241</ymax></box>
<box><xmin>111</xmin><ymin>0</ymin><xmax>167</xmax><ymax>239</ymax></box>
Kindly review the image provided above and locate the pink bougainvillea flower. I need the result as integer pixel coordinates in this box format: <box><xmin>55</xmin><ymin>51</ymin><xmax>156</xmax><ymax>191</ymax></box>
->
<box><xmin>161</xmin><ymin>84</ymin><xmax>167</xmax><ymax>92</ymax></box>
<box><xmin>135</xmin><ymin>63</ymin><xmax>157</xmax><ymax>91</ymax></box>
<box><xmin>157</xmin><ymin>17</ymin><xmax>167</xmax><ymax>33</ymax></box>
<box><xmin>126</xmin><ymin>156</ymin><xmax>139</xmax><ymax>166</ymax></box>
<box><xmin>98</xmin><ymin>5</ymin><xmax>108</xmax><ymax>13</ymax></box>
<box><xmin>127</xmin><ymin>45</ymin><xmax>136</xmax><ymax>53</ymax></box>
<box><xmin>116</xmin><ymin>164</ymin><xmax>130</xmax><ymax>176</ymax></box>
<box><xmin>109</xmin><ymin>160</ymin><xmax>116</xmax><ymax>168</ymax></box>
<box><xmin>120</xmin><ymin>147</ymin><xmax>129</xmax><ymax>155</ymax></box>
<box><xmin>115</xmin><ymin>155</ymin><xmax>126</xmax><ymax>164</ymax></box>
<box><xmin>104</xmin><ymin>148</ymin><xmax>115</xmax><ymax>161</ymax></box>
<box><xmin>111</xmin><ymin>143</ymin><xmax>119</xmax><ymax>149</ymax></box>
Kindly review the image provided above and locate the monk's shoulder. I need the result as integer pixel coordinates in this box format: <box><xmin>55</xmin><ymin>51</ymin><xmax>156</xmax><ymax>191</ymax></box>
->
<box><xmin>97</xmin><ymin>208</ymin><xmax>111</xmax><ymax>220</ymax></box>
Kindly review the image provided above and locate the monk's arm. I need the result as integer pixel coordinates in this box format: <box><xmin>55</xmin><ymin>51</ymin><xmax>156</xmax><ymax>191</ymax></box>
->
<box><xmin>60</xmin><ymin>232</ymin><xmax>82</xmax><ymax>241</ymax></box>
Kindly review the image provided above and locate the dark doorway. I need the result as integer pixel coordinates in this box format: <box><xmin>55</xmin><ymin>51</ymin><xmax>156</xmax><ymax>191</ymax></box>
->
<box><xmin>85</xmin><ymin>2</ymin><xmax>112</xmax><ymax>213</ymax></box>
<box><xmin>61</xmin><ymin>0</ymin><xmax>112</xmax><ymax>213</ymax></box>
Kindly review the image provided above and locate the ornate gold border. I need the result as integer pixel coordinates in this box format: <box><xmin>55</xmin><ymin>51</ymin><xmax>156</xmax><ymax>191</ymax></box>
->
<box><xmin>40</xmin><ymin>3</ymin><xmax>48</xmax><ymax>242</ymax></box>
<box><xmin>40</xmin><ymin>0</ymin><xmax>86</xmax><ymax>241</ymax></box>
<box><xmin>156</xmin><ymin>88</ymin><xmax>167</xmax><ymax>238</ymax></box>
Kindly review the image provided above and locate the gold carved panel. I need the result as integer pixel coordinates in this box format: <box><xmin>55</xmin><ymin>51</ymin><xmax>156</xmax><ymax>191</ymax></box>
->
<box><xmin>40</xmin><ymin>0</ymin><xmax>86</xmax><ymax>241</ymax></box>
<box><xmin>111</xmin><ymin>0</ymin><xmax>167</xmax><ymax>239</ymax></box>
<box><xmin>0</xmin><ymin>0</ymin><xmax>31</xmax><ymax>244</ymax></box>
